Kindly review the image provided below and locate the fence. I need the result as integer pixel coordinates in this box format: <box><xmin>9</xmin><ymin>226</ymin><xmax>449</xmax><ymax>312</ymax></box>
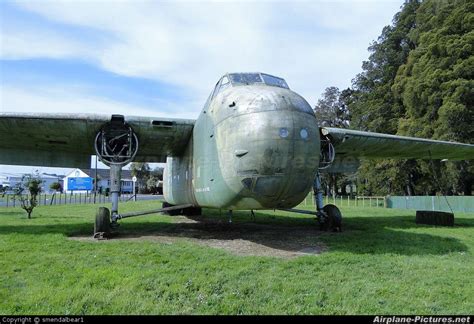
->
<box><xmin>299</xmin><ymin>193</ymin><xmax>474</xmax><ymax>212</ymax></box>
<box><xmin>0</xmin><ymin>192</ymin><xmax>137</xmax><ymax>208</ymax></box>
<box><xmin>3</xmin><ymin>192</ymin><xmax>472</xmax><ymax>213</ymax></box>
<box><xmin>386</xmin><ymin>196</ymin><xmax>474</xmax><ymax>213</ymax></box>
<box><xmin>299</xmin><ymin>194</ymin><xmax>385</xmax><ymax>208</ymax></box>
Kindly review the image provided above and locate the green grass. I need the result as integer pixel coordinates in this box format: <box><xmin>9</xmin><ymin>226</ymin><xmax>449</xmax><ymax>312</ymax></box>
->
<box><xmin>0</xmin><ymin>201</ymin><xmax>473</xmax><ymax>315</ymax></box>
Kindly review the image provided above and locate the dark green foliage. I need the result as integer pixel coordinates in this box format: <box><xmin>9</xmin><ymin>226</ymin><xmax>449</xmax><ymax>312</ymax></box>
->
<box><xmin>49</xmin><ymin>182</ymin><xmax>62</xmax><ymax>192</ymax></box>
<box><xmin>130</xmin><ymin>163</ymin><xmax>164</xmax><ymax>194</ymax></box>
<box><xmin>314</xmin><ymin>86</ymin><xmax>351</xmax><ymax>127</ymax></box>
<box><xmin>314</xmin><ymin>87</ymin><xmax>354</xmax><ymax>197</ymax></box>
<box><xmin>130</xmin><ymin>162</ymin><xmax>151</xmax><ymax>194</ymax></box>
<box><xmin>346</xmin><ymin>0</ymin><xmax>473</xmax><ymax>195</ymax></box>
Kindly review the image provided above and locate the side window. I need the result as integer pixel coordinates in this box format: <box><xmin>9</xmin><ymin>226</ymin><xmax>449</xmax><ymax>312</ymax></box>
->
<box><xmin>204</xmin><ymin>75</ymin><xmax>232</xmax><ymax>110</ymax></box>
<box><xmin>211</xmin><ymin>79</ymin><xmax>222</xmax><ymax>100</ymax></box>
<box><xmin>220</xmin><ymin>76</ymin><xmax>230</xmax><ymax>91</ymax></box>
<box><xmin>204</xmin><ymin>80</ymin><xmax>221</xmax><ymax>109</ymax></box>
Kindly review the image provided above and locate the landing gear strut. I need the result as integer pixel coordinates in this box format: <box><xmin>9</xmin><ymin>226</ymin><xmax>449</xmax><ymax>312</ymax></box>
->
<box><xmin>313</xmin><ymin>172</ymin><xmax>342</xmax><ymax>232</ymax></box>
<box><xmin>93</xmin><ymin>115</ymin><xmax>138</xmax><ymax>238</ymax></box>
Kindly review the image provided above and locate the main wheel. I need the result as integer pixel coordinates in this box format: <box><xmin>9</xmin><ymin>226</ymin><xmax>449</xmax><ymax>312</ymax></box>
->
<box><xmin>94</xmin><ymin>207</ymin><xmax>111</xmax><ymax>238</ymax></box>
<box><xmin>320</xmin><ymin>204</ymin><xmax>342</xmax><ymax>232</ymax></box>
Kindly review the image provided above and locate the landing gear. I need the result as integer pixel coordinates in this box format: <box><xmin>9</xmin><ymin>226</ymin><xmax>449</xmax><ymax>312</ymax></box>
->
<box><xmin>94</xmin><ymin>207</ymin><xmax>111</xmax><ymax>239</ymax></box>
<box><xmin>92</xmin><ymin>115</ymin><xmax>138</xmax><ymax>238</ymax></box>
<box><xmin>314</xmin><ymin>172</ymin><xmax>342</xmax><ymax>232</ymax></box>
<box><xmin>320</xmin><ymin>204</ymin><xmax>342</xmax><ymax>232</ymax></box>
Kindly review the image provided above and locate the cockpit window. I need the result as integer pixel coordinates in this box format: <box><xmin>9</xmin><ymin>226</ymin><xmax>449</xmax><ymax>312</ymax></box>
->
<box><xmin>228</xmin><ymin>73</ymin><xmax>289</xmax><ymax>89</ymax></box>
<box><xmin>261</xmin><ymin>73</ymin><xmax>289</xmax><ymax>89</ymax></box>
<box><xmin>229</xmin><ymin>73</ymin><xmax>263</xmax><ymax>85</ymax></box>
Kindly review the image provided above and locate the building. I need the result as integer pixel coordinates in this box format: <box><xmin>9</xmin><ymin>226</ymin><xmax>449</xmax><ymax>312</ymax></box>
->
<box><xmin>62</xmin><ymin>168</ymin><xmax>134</xmax><ymax>194</ymax></box>
<box><xmin>0</xmin><ymin>172</ymin><xmax>63</xmax><ymax>194</ymax></box>
<box><xmin>63</xmin><ymin>169</ymin><xmax>92</xmax><ymax>194</ymax></box>
<box><xmin>83</xmin><ymin>169</ymin><xmax>134</xmax><ymax>194</ymax></box>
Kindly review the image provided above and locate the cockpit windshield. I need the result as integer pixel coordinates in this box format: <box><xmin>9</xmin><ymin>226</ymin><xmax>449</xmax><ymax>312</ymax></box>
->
<box><xmin>228</xmin><ymin>73</ymin><xmax>289</xmax><ymax>89</ymax></box>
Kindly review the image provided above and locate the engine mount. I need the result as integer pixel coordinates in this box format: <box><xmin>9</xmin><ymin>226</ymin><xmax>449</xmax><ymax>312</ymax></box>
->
<box><xmin>94</xmin><ymin>115</ymin><xmax>139</xmax><ymax>166</ymax></box>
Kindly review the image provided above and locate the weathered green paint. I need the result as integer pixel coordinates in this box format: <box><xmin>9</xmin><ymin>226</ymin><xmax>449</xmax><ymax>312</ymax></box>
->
<box><xmin>0</xmin><ymin>113</ymin><xmax>195</xmax><ymax>166</ymax></box>
<box><xmin>164</xmin><ymin>82</ymin><xmax>320</xmax><ymax>210</ymax></box>
<box><xmin>323</xmin><ymin>127</ymin><xmax>474</xmax><ymax>160</ymax></box>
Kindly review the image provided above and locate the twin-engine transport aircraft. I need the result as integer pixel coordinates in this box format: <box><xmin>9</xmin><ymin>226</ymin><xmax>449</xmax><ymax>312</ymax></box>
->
<box><xmin>1</xmin><ymin>72</ymin><xmax>473</xmax><ymax>237</ymax></box>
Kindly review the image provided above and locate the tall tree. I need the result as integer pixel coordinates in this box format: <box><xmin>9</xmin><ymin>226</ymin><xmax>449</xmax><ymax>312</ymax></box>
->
<box><xmin>314</xmin><ymin>87</ymin><xmax>353</xmax><ymax>196</ymax></box>
<box><xmin>314</xmin><ymin>86</ymin><xmax>351</xmax><ymax>127</ymax></box>
<box><xmin>346</xmin><ymin>0</ymin><xmax>472</xmax><ymax>195</ymax></box>
<box><xmin>393</xmin><ymin>0</ymin><xmax>474</xmax><ymax>195</ymax></box>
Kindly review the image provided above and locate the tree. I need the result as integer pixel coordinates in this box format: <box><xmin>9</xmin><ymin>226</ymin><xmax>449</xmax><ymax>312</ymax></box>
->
<box><xmin>145</xmin><ymin>167</ymin><xmax>164</xmax><ymax>194</ymax></box>
<box><xmin>314</xmin><ymin>86</ymin><xmax>351</xmax><ymax>127</ymax></box>
<box><xmin>14</xmin><ymin>173</ymin><xmax>43</xmax><ymax>219</ymax></box>
<box><xmin>130</xmin><ymin>162</ymin><xmax>151</xmax><ymax>193</ymax></box>
<box><xmin>392</xmin><ymin>0</ymin><xmax>474</xmax><ymax>195</ymax></box>
<box><xmin>50</xmin><ymin>182</ymin><xmax>62</xmax><ymax>193</ymax></box>
<box><xmin>344</xmin><ymin>0</ymin><xmax>473</xmax><ymax>196</ymax></box>
<box><xmin>314</xmin><ymin>87</ymin><xmax>353</xmax><ymax>197</ymax></box>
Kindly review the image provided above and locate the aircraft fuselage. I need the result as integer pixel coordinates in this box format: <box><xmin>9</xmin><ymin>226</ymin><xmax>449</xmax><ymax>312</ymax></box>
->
<box><xmin>164</xmin><ymin>79</ymin><xmax>320</xmax><ymax>210</ymax></box>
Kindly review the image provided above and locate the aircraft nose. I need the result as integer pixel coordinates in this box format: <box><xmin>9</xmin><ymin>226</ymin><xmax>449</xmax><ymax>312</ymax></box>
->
<box><xmin>215</xmin><ymin>86</ymin><xmax>320</xmax><ymax>208</ymax></box>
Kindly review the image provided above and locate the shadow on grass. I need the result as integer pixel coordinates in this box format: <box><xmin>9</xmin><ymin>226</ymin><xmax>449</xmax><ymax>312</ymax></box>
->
<box><xmin>0</xmin><ymin>208</ymin><xmax>470</xmax><ymax>256</ymax></box>
<box><xmin>0</xmin><ymin>211</ymin><xmax>27</xmax><ymax>216</ymax></box>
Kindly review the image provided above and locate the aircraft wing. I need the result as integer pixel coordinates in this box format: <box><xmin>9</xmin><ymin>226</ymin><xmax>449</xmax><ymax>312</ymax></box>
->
<box><xmin>321</xmin><ymin>127</ymin><xmax>474</xmax><ymax>173</ymax></box>
<box><xmin>0</xmin><ymin>113</ymin><xmax>195</xmax><ymax>168</ymax></box>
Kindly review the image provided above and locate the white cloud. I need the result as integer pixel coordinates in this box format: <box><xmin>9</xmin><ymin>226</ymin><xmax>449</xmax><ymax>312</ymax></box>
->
<box><xmin>4</xmin><ymin>0</ymin><xmax>403</xmax><ymax>106</ymax></box>
<box><xmin>1</xmin><ymin>31</ymin><xmax>84</xmax><ymax>60</ymax></box>
<box><xmin>0</xmin><ymin>85</ymin><xmax>199</xmax><ymax>119</ymax></box>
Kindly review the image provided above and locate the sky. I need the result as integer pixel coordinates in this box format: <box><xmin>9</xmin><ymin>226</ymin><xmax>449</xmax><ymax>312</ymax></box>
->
<box><xmin>0</xmin><ymin>0</ymin><xmax>404</xmax><ymax>176</ymax></box>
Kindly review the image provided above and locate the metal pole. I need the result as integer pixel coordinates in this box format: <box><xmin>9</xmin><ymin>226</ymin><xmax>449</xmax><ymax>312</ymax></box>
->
<box><xmin>110</xmin><ymin>164</ymin><xmax>122</xmax><ymax>221</ymax></box>
<box><xmin>313</xmin><ymin>173</ymin><xmax>324</xmax><ymax>211</ymax></box>
<box><xmin>132</xmin><ymin>180</ymin><xmax>136</xmax><ymax>202</ymax></box>
<box><xmin>94</xmin><ymin>155</ymin><xmax>98</xmax><ymax>204</ymax></box>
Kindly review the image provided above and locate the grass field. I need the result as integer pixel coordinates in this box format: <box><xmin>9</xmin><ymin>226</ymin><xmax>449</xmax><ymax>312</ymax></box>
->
<box><xmin>0</xmin><ymin>200</ymin><xmax>473</xmax><ymax>315</ymax></box>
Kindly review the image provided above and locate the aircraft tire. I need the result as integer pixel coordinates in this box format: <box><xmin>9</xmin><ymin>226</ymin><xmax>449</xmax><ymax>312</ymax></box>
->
<box><xmin>321</xmin><ymin>204</ymin><xmax>342</xmax><ymax>232</ymax></box>
<box><xmin>416</xmin><ymin>210</ymin><xmax>454</xmax><ymax>226</ymax></box>
<box><xmin>94</xmin><ymin>207</ymin><xmax>111</xmax><ymax>238</ymax></box>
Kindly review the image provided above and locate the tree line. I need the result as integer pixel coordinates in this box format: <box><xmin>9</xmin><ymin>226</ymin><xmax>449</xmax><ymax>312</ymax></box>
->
<box><xmin>314</xmin><ymin>0</ymin><xmax>473</xmax><ymax>196</ymax></box>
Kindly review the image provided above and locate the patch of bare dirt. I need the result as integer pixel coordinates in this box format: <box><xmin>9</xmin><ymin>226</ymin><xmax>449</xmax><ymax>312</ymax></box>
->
<box><xmin>71</xmin><ymin>215</ymin><xmax>327</xmax><ymax>259</ymax></box>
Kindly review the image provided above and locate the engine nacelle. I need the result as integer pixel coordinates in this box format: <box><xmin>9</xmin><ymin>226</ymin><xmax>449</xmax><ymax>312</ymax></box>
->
<box><xmin>94</xmin><ymin>115</ymin><xmax>139</xmax><ymax>166</ymax></box>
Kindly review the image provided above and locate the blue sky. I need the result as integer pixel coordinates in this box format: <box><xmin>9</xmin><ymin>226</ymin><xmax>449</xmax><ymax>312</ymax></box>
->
<box><xmin>0</xmin><ymin>0</ymin><xmax>403</xmax><ymax>175</ymax></box>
